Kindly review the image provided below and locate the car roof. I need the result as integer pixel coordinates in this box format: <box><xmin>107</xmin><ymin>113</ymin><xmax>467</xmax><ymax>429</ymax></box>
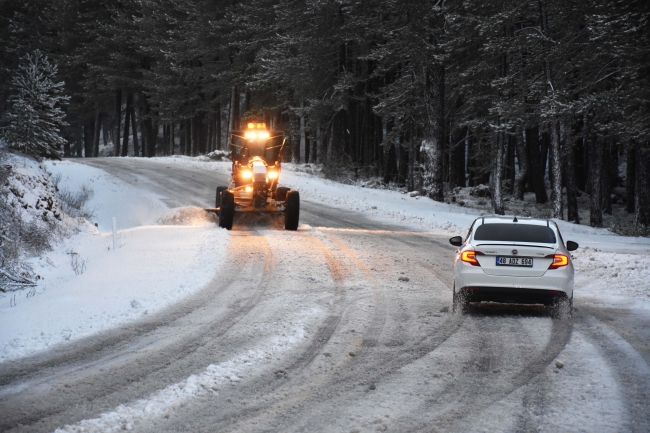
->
<box><xmin>474</xmin><ymin>216</ymin><xmax>553</xmax><ymax>227</ymax></box>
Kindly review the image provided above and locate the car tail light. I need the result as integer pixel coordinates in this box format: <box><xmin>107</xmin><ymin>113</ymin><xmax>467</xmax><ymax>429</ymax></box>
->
<box><xmin>461</xmin><ymin>250</ymin><xmax>483</xmax><ymax>266</ymax></box>
<box><xmin>546</xmin><ymin>254</ymin><xmax>569</xmax><ymax>269</ymax></box>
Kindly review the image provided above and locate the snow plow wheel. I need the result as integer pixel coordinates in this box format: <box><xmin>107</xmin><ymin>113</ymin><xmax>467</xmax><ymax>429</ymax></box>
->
<box><xmin>276</xmin><ymin>186</ymin><xmax>289</xmax><ymax>201</ymax></box>
<box><xmin>219</xmin><ymin>190</ymin><xmax>235</xmax><ymax>230</ymax></box>
<box><xmin>216</xmin><ymin>186</ymin><xmax>227</xmax><ymax>208</ymax></box>
<box><xmin>284</xmin><ymin>190</ymin><xmax>300</xmax><ymax>231</ymax></box>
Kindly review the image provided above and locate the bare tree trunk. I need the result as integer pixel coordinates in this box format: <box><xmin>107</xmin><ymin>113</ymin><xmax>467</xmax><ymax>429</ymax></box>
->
<box><xmin>626</xmin><ymin>142</ymin><xmax>637</xmax><ymax>213</ymax></box>
<box><xmin>589</xmin><ymin>136</ymin><xmax>604</xmax><ymax>227</ymax></box>
<box><xmin>207</xmin><ymin>114</ymin><xmax>213</xmax><ymax>153</ymax></box>
<box><xmin>139</xmin><ymin>106</ymin><xmax>146</xmax><ymax>157</ymax></box>
<box><xmin>549</xmin><ymin>121</ymin><xmax>563</xmax><ymax>219</ymax></box>
<box><xmin>192</xmin><ymin>116</ymin><xmax>198</xmax><ymax>157</ymax></box>
<box><xmin>92</xmin><ymin>111</ymin><xmax>102</xmax><ymax>157</ymax></box>
<box><xmin>163</xmin><ymin>122</ymin><xmax>169</xmax><ymax>156</ymax></box>
<box><xmin>228</xmin><ymin>85</ymin><xmax>239</xmax><ymax>138</ymax></box>
<box><xmin>635</xmin><ymin>144</ymin><xmax>650</xmax><ymax>227</ymax></box>
<box><xmin>513</xmin><ymin>126</ymin><xmax>529</xmax><ymax>200</ymax></box>
<box><xmin>299</xmin><ymin>101</ymin><xmax>306</xmax><ymax>164</ymax></box>
<box><xmin>422</xmin><ymin>64</ymin><xmax>444</xmax><ymax>201</ymax></box>
<box><xmin>150</xmin><ymin>117</ymin><xmax>158</xmax><ymax>157</ymax></box>
<box><xmin>185</xmin><ymin>118</ymin><xmax>191</xmax><ymax>156</ymax></box>
<box><xmin>491</xmin><ymin>131</ymin><xmax>505</xmax><ymax>215</ymax></box>
<box><xmin>83</xmin><ymin>119</ymin><xmax>93</xmax><ymax>157</ymax></box>
<box><xmin>114</xmin><ymin>89</ymin><xmax>121</xmax><ymax>157</ymax></box>
<box><xmin>170</xmin><ymin>120</ymin><xmax>175</xmax><ymax>155</ymax></box>
<box><xmin>131</xmin><ymin>103</ymin><xmax>139</xmax><ymax>157</ymax></box>
<box><xmin>215</xmin><ymin>103</ymin><xmax>221</xmax><ymax>151</ymax></box>
<box><xmin>435</xmin><ymin>65</ymin><xmax>445</xmax><ymax>199</ymax></box>
<box><xmin>408</xmin><ymin>128</ymin><xmax>416</xmax><ymax>192</ymax></box>
<box><xmin>526</xmin><ymin>126</ymin><xmax>548</xmax><ymax>204</ymax></box>
<box><xmin>121</xmin><ymin>93</ymin><xmax>132</xmax><ymax>157</ymax></box>
<box><xmin>102</xmin><ymin>118</ymin><xmax>109</xmax><ymax>152</ymax></box>
<box><xmin>564</xmin><ymin>146</ymin><xmax>580</xmax><ymax>224</ymax></box>
<box><xmin>328</xmin><ymin>110</ymin><xmax>344</xmax><ymax>165</ymax></box>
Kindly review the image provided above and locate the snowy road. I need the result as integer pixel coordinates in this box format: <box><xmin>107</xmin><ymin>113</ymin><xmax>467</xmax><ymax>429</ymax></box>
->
<box><xmin>1</xmin><ymin>158</ymin><xmax>649</xmax><ymax>432</ymax></box>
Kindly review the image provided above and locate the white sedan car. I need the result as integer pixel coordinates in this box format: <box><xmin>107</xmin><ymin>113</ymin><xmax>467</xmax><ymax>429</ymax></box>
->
<box><xmin>449</xmin><ymin>216</ymin><xmax>578</xmax><ymax>316</ymax></box>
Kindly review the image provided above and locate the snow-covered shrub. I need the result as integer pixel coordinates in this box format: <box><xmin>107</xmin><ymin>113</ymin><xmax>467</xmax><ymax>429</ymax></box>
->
<box><xmin>0</xmin><ymin>147</ymin><xmax>68</xmax><ymax>291</ymax></box>
<box><xmin>0</xmin><ymin>50</ymin><xmax>69</xmax><ymax>161</ymax></box>
<box><xmin>51</xmin><ymin>174</ymin><xmax>95</xmax><ymax>220</ymax></box>
<box><xmin>609</xmin><ymin>222</ymin><xmax>650</xmax><ymax>238</ymax></box>
<box><xmin>205</xmin><ymin>149</ymin><xmax>231</xmax><ymax>161</ymax></box>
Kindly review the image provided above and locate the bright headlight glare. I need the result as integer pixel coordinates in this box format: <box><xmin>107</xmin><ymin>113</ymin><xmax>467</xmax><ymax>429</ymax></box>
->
<box><xmin>245</xmin><ymin>186</ymin><xmax>253</xmax><ymax>192</ymax></box>
<box><xmin>245</xmin><ymin>131</ymin><xmax>255</xmax><ymax>139</ymax></box>
<box><xmin>258</xmin><ymin>131</ymin><xmax>270</xmax><ymax>140</ymax></box>
<box><xmin>241</xmin><ymin>170</ymin><xmax>253</xmax><ymax>179</ymax></box>
<box><xmin>267</xmin><ymin>170</ymin><xmax>278</xmax><ymax>179</ymax></box>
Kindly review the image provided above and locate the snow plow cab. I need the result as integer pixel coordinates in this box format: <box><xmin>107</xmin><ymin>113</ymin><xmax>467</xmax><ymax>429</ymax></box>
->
<box><xmin>208</xmin><ymin>122</ymin><xmax>300</xmax><ymax>230</ymax></box>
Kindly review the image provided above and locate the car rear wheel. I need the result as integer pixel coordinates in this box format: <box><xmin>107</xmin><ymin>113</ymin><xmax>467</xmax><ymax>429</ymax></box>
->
<box><xmin>452</xmin><ymin>284</ymin><xmax>469</xmax><ymax>314</ymax></box>
<box><xmin>551</xmin><ymin>295</ymin><xmax>573</xmax><ymax>320</ymax></box>
<box><xmin>216</xmin><ymin>186</ymin><xmax>227</xmax><ymax>207</ymax></box>
<box><xmin>219</xmin><ymin>190</ymin><xmax>235</xmax><ymax>230</ymax></box>
<box><xmin>284</xmin><ymin>190</ymin><xmax>300</xmax><ymax>231</ymax></box>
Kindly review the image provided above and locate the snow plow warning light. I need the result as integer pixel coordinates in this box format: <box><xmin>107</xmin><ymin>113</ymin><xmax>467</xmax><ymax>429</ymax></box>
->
<box><xmin>247</xmin><ymin>122</ymin><xmax>266</xmax><ymax>129</ymax></box>
<box><xmin>461</xmin><ymin>250</ymin><xmax>483</xmax><ymax>266</ymax></box>
<box><xmin>244</xmin><ymin>130</ymin><xmax>270</xmax><ymax>140</ymax></box>
<box><xmin>546</xmin><ymin>254</ymin><xmax>569</xmax><ymax>269</ymax></box>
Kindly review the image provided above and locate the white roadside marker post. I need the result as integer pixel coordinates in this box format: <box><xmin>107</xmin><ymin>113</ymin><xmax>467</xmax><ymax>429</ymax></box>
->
<box><xmin>112</xmin><ymin>217</ymin><xmax>117</xmax><ymax>251</ymax></box>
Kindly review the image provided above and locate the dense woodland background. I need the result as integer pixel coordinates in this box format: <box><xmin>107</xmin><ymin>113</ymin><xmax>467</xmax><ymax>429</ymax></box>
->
<box><xmin>1</xmin><ymin>0</ymin><xmax>649</xmax><ymax>230</ymax></box>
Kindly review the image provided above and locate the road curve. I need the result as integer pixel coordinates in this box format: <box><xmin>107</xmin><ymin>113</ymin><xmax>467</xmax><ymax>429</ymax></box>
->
<box><xmin>0</xmin><ymin>158</ymin><xmax>648</xmax><ymax>433</ymax></box>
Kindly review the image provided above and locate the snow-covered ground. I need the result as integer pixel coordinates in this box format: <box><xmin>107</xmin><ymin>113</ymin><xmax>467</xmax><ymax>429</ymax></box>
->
<box><xmin>2</xmin><ymin>155</ymin><xmax>650</xmax><ymax>432</ymax></box>
<box><xmin>0</xmin><ymin>159</ymin><xmax>228</xmax><ymax>362</ymax></box>
<box><xmin>2</xmin><ymin>155</ymin><xmax>649</xmax><ymax>363</ymax></box>
<box><xmin>3</xmin><ymin>156</ymin><xmax>649</xmax><ymax>363</ymax></box>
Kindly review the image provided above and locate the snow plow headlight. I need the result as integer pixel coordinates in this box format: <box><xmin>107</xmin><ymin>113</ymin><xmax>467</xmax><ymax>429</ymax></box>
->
<box><xmin>267</xmin><ymin>170</ymin><xmax>278</xmax><ymax>179</ymax></box>
<box><xmin>241</xmin><ymin>170</ymin><xmax>253</xmax><ymax>179</ymax></box>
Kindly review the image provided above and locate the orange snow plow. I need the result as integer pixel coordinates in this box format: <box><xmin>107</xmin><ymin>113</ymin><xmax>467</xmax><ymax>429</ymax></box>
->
<box><xmin>204</xmin><ymin>123</ymin><xmax>300</xmax><ymax>230</ymax></box>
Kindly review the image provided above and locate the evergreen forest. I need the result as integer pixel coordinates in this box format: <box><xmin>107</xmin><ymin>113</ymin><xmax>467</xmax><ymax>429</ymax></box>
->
<box><xmin>1</xmin><ymin>0</ymin><xmax>649</xmax><ymax>230</ymax></box>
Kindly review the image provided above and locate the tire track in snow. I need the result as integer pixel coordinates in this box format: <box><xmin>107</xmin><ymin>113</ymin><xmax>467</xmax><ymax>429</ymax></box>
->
<box><xmin>576</xmin><ymin>314</ymin><xmax>650</xmax><ymax>431</ymax></box>
<box><xmin>135</xmin><ymin>230</ymin><xmax>358</xmax><ymax>432</ymax></box>
<box><xmin>246</xmin><ymin>230</ymin><xmax>464</xmax><ymax>432</ymax></box>
<box><xmin>0</xmin><ymin>231</ymin><xmax>277</xmax><ymax>432</ymax></box>
<box><xmin>405</xmin><ymin>316</ymin><xmax>572</xmax><ymax>432</ymax></box>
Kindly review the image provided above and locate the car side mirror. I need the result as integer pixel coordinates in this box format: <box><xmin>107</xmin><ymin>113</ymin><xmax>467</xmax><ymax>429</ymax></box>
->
<box><xmin>566</xmin><ymin>241</ymin><xmax>579</xmax><ymax>251</ymax></box>
<box><xmin>449</xmin><ymin>236</ymin><xmax>463</xmax><ymax>247</ymax></box>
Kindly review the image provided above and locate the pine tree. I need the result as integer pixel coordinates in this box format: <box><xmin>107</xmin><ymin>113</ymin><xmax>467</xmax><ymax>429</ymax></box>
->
<box><xmin>1</xmin><ymin>50</ymin><xmax>69</xmax><ymax>160</ymax></box>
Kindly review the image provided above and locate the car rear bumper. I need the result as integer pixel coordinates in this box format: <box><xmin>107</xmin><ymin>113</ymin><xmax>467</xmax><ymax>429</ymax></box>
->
<box><xmin>454</xmin><ymin>264</ymin><xmax>574</xmax><ymax>301</ymax></box>
<box><xmin>459</xmin><ymin>286</ymin><xmax>568</xmax><ymax>305</ymax></box>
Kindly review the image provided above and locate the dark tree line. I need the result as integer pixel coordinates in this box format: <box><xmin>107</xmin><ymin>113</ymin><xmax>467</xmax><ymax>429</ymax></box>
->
<box><xmin>1</xmin><ymin>0</ymin><xmax>648</xmax><ymax>228</ymax></box>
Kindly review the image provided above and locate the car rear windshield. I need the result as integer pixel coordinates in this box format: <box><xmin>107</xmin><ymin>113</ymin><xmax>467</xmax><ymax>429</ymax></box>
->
<box><xmin>473</xmin><ymin>223</ymin><xmax>557</xmax><ymax>243</ymax></box>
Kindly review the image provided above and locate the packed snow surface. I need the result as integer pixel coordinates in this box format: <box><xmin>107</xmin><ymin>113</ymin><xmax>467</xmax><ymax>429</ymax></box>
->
<box><xmin>152</xmin><ymin>155</ymin><xmax>650</xmax><ymax>309</ymax></box>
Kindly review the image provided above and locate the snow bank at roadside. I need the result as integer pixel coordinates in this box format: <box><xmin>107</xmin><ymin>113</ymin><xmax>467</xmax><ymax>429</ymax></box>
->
<box><xmin>0</xmin><ymin>161</ymin><xmax>228</xmax><ymax>363</ymax></box>
<box><xmin>47</xmin><ymin>160</ymin><xmax>169</xmax><ymax>231</ymax></box>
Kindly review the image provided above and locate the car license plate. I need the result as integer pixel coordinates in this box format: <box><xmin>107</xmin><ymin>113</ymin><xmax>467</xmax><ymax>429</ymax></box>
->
<box><xmin>496</xmin><ymin>256</ymin><xmax>533</xmax><ymax>267</ymax></box>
